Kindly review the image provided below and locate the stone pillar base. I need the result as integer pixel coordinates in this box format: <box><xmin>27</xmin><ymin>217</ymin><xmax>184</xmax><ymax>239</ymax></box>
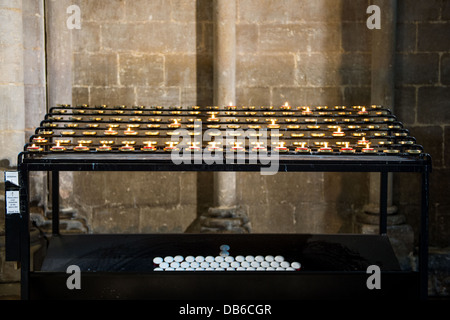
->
<box><xmin>186</xmin><ymin>206</ymin><xmax>251</xmax><ymax>234</ymax></box>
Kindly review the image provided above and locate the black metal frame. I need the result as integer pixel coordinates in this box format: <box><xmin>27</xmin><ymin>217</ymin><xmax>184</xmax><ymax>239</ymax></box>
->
<box><xmin>9</xmin><ymin>151</ymin><xmax>431</xmax><ymax>300</ymax></box>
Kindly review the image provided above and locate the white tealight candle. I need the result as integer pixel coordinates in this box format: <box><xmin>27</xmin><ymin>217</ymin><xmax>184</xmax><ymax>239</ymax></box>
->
<box><xmin>159</xmin><ymin>262</ymin><xmax>170</xmax><ymax>269</ymax></box>
<box><xmin>226</xmin><ymin>267</ymin><xmax>236</xmax><ymax>271</ymax></box>
<box><xmin>266</xmin><ymin>267</ymin><xmax>275</xmax><ymax>271</ymax></box>
<box><xmin>195</xmin><ymin>256</ymin><xmax>205</xmax><ymax>262</ymax></box>
<box><xmin>153</xmin><ymin>257</ymin><xmax>163</xmax><ymax>265</ymax></box>
<box><xmin>205</xmin><ymin>256</ymin><xmax>215</xmax><ymax>262</ymax></box>
<box><xmin>256</xmin><ymin>267</ymin><xmax>265</xmax><ymax>271</ymax></box>
<box><xmin>210</xmin><ymin>262</ymin><xmax>220</xmax><ymax>269</ymax></box>
<box><xmin>220</xmin><ymin>262</ymin><xmax>230</xmax><ymax>268</ymax></box>
<box><xmin>245</xmin><ymin>255</ymin><xmax>255</xmax><ymax>262</ymax></box>
<box><xmin>231</xmin><ymin>261</ymin><xmax>240</xmax><ymax>268</ymax></box>
<box><xmin>251</xmin><ymin>261</ymin><xmax>260</xmax><ymax>268</ymax></box>
<box><xmin>174</xmin><ymin>255</ymin><xmax>184</xmax><ymax>262</ymax></box>
<box><xmin>164</xmin><ymin>256</ymin><xmax>174</xmax><ymax>263</ymax></box>
<box><xmin>236</xmin><ymin>256</ymin><xmax>245</xmax><ymax>262</ymax></box>
<box><xmin>185</xmin><ymin>256</ymin><xmax>195</xmax><ymax>263</ymax></box>
<box><xmin>236</xmin><ymin>267</ymin><xmax>246</xmax><ymax>271</ymax></box>
<box><xmin>170</xmin><ymin>262</ymin><xmax>180</xmax><ymax>268</ymax></box>
<box><xmin>201</xmin><ymin>262</ymin><xmax>210</xmax><ymax>268</ymax></box>
<box><xmin>276</xmin><ymin>267</ymin><xmax>286</xmax><ymax>271</ymax></box>
<box><xmin>190</xmin><ymin>262</ymin><xmax>199</xmax><ymax>268</ymax></box>
<box><xmin>181</xmin><ymin>262</ymin><xmax>190</xmax><ymax>268</ymax></box>
<box><xmin>265</xmin><ymin>255</ymin><xmax>274</xmax><ymax>262</ymax></box>
<box><xmin>241</xmin><ymin>261</ymin><xmax>250</xmax><ymax>268</ymax></box>
<box><xmin>255</xmin><ymin>256</ymin><xmax>265</xmax><ymax>262</ymax></box>
<box><xmin>291</xmin><ymin>262</ymin><xmax>301</xmax><ymax>270</ymax></box>
<box><xmin>225</xmin><ymin>256</ymin><xmax>234</xmax><ymax>262</ymax></box>
<box><xmin>246</xmin><ymin>267</ymin><xmax>256</xmax><ymax>271</ymax></box>
<box><xmin>260</xmin><ymin>261</ymin><xmax>270</xmax><ymax>268</ymax></box>
<box><xmin>275</xmin><ymin>255</ymin><xmax>285</xmax><ymax>262</ymax></box>
<box><xmin>270</xmin><ymin>261</ymin><xmax>280</xmax><ymax>268</ymax></box>
<box><xmin>215</xmin><ymin>256</ymin><xmax>225</xmax><ymax>263</ymax></box>
<box><xmin>154</xmin><ymin>268</ymin><xmax>163</xmax><ymax>271</ymax></box>
<box><xmin>280</xmin><ymin>261</ymin><xmax>290</xmax><ymax>268</ymax></box>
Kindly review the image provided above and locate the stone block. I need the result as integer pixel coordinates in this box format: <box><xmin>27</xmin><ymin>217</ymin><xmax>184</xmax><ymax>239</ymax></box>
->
<box><xmin>340</xmin><ymin>0</ymin><xmax>368</xmax><ymax>22</ymax></box>
<box><xmin>0</xmin><ymin>86</ymin><xmax>25</xmax><ymax>131</ymax></box>
<box><xmin>433</xmin><ymin>205</ymin><xmax>450</xmax><ymax>247</ymax></box>
<box><xmin>71</xmin><ymin>86</ymin><xmax>89</xmax><ymax>106</ymax></box>
<box><xmin>236</xmin><ymin>23</ymin><xmax>258</xmax><ymax>54</ymax></box>
<box><xmin>441</xmin><ymin>53</ymin><xmax>450</xmax><ymax>85</ymax></box>
<box><xmin>125</xmin><ymin>0</ymin><xmax>171</xmax><ymax>21</ymax></box>
<box><xmin>296</xmin><ymin>53</ymin><xmax>341</xmax><ymax>86</ymax></box>
<box><xmin>23</xmin><ymin>49</ymin><xmax>45</xmax><ymax>86</ymax></box>
<box><xmin>78</xmin><ymin>0</ymin><xmax>125</xmax><ymax>22</ymax></box>
<box><xmin>397</xmin><ymin>0</ymin><xmax>442</xmax><ymax>22</ymax></box>
<box><xmin>171</xmin><ymin>0</ymin><xmax>212</xmax><ymax>22</ymax></box>
<box><xmin>0</xmin><ymin>45</ymin><xmax>24</xmax><ymax>83</ymax></box>
<box><xmin>396</xmin><ymin>53</ymin><xmax>439</xmax><ymax>85</ymax></box>
<box><xmin>72</xmin><ymin>21</ymin><xmax>101</xmax><ymax>53</ymax></box>
<box><xmin>180</xmin><ymin>86</ymin><xmax>213</xmax><ymax>106</ymax></box>
<box><xmin>25</xmin><ymin>86</ymin><xmax>46</xmax><ymax>129</ymax></box>
<box><xmin>418</xmin><ymin>22</ymin><xmax>450</xmax><ymax>52</ymax></box>
<box><xmin>343</xmin><ymin>86</ymin><xmax>371</xmax><ymax>106</ymax></box>
<box><xmin>73</xmin><ymin>53</ymin><xmax>117</xmax><ymax>86</ymax></box>
<box><xmin>443</xmin><ymin>1</ymin><xmax>450</xmax><ymax>20</ymax></box>
<box><xmin>92</xmin><ymin>205</ymin><xmax>140</xmax><ymax>233</ymax></box>
<box><xmin>236</xmin><ymin>54</ymin><xmax>295</xmax><ymax>87</ymax></box>
<box><xmin>259</xmin><ymin>23</ymin><xmax>341</xmax><ymax>53</ymax></box>
<box><xmin>430</xmin><ymin>168</ymin><xmax>450</xmax><ymax>207</ymax></box>
<box><xmin>0</xmin><ymin>8</ymin><xmax>23</xmax><ymax>46</ymax></box>
<box><xmin>165</xmin><ymin>54</ymin><xmax>212</xmax><ymax>87</ymax></box>
<box><xmin>236</xmin><ymin>87</ymin><xmax>270</xmax><ymax>106</ymax></box>
<box><xmin>272</xmin><ymin>86</ymin><xmax>344</xmax><ymax>106</ymax></box>
<box><xmin>22</xmin><ymin>12</ymin><xmax>44</xmax><ymax>50</ymax></box>
<box><xmin>89</xmin><ymin>86</ymin><xmax>135</xmax><ymax>106</ymax></box>
<box><xmin>445</xmin><ymin>126</ymin><xmax>450</xmax><ymax>168</ymax></box>
<box><xmin>73</xmin><ymin>172</ymin><xmax>107</xmax><ymax>207</ymax></box>
<box><xmin>408</xmin><ymin>125</ymin><xmax>443</xmax><ymax>167</ymax></box>
<box><xmin>136</xmin><ymin>87</ymin><xmax>180</xmax><ymax>106</ymax></box>
<box><xmin>394</xmin><ymin>86</ymin><xmax>416</xmax><ymax>125</ymax></box>
<box><xmin>102</xmin><ymin>22</ymin><xmax>196</xmax><ymax>53</ymax></box>
<box><xmin>119</xmin><ymin>53</ymin><xmax>164</xmax><ymax>86</ymax></box>
<box><xmin>396</xmin><ymin>23</ymin><xmax>416</xmax><ymax>53</ymax></box>
<box><xmin>417</xmin><ymin>86</ymin><xmax>450</xmax><ymax>124</ymax></box>
<box><xmin>238</xmin><ymin>0</ymin><xmax>342</xmax><ymax>23</ymax></box>
<box><xmin>341</xmin><ymin>22</ymin><xmax>371</xmax><ymax>52</ymax></box>
<box><xmin>139</xmin><ymin>204</ymin><xmax>197</xmax><ymax>233</ymax></box>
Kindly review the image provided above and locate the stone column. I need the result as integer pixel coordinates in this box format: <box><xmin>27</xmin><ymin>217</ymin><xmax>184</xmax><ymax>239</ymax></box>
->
<box><xmin>213</xmin><ymin>0</ymin><xmax>237</xmax><ymax>209</ymax></box>
<box><xmin>191</xmin><ymin>0</ymin><xmax>249</xmax><ymax>233</ymax></box>
<box><xmin>0</xmin><ymin>0</ymin><xmax>26</xmax><ymax>167</ymax></box>
<box><xmin>357</xmin><ymin>0</ymin><xmax>413</xmax><ymax>270</ymax></box>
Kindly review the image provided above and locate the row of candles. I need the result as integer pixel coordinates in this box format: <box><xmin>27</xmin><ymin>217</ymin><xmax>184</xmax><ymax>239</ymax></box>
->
<box><xmin>26</xmin><ymin>139</ymin><xmax>420</xmax><ymax>154</ymax></box>
<box><xmin>152</xmin><ymin>254</ymin><xmax>301</xmax><ymax>272</ymax></box>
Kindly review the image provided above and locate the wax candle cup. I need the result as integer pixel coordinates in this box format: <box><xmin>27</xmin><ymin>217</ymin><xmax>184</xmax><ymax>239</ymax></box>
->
<box><xmin>267</xmin><ymin>119</ymin><xmax>280</xmax><ymax>129</ymax></box>
<box><xmin>119</xmin><ymin>143</ymin><xmax>135</xmax><ymax>151</ymax></box>
<box><xmin>273</xmin><ymin>142</ymin><xmax>288</xmax><ymax>152</ymax></box>
<box><xmin>302</xmin><ymin>106</ymin><xmax>313</xmax><ymax>115</ymax></box>
<box><xmin>50</xmin><ymin>141</ymin><xmax>66</xmax><ymax>152</ymax></box>
<box><xmin>141</xmin><ymin>141</ymin><xmax>157</xmax><ymax>151</ymax></box>
<box><xmin>319</xmin><ymin>142</ymin><xmax>333</xmax><ymax>153</ymax></box>
<box><xmin>164</xmin><ymin>141</ymin><xmax>179</xmax><ymax>151</ymax></box>
<box><xmin>231</xmin><ymin>141</ymin><xmax>244</xmax><ymax>152</ymax></box>
<box><xmin>207</xmin><ymin>141</ymin><xmax>222</xmax><ymax>152</ymax></box>
<box><xmin>96</xmin><ymin>144</ymin><xmax>112</xmax><ymax>152</ymax></box>
<box><xmin>295</xmin><ymin>142</ymin><xmax>310</xmax><ymax>153</ymax></box>
<box><xmin>357</xmin><ymin>106</ymin><xmax>368</xmax><ymax>115</ymax></box>
<box><xmin>27</xmin><ymin>144</ymin><xmax>43</xmax><ymax>152</ymax></box>
<box><xmin>251</xmin><ymin>142</ymin><xmax>266</xmax><ymax>152</ymax></box>
<box><xmin>332</xmin><ymin>126</ymin><xmax>345</xmax><ymax>137</ymax></box>
<box><xmin>74</xmin><ymin>143</ymin><xmax>89</xmax><ymax>152</ymax></box>
<box><xmin>124</xmin><ymin>126</ymin><xmax>138</xmax><ymax>135</ymax></box>
<box><xmin>340</xmin><ymin>142</ymin><xmax>355</xmax><ymax>153</ymax></box>
<box><xmin>33</xmin><ymin>136</ymin><xmax>47</xmax><ymax>144</ymax></box>
<box><xmin>362</xmin><ymin>143</ymin><xmax>376</xmax><ymax>153</ymax></box>
<box><xmin>104</xmin><ymin>127</ymin><xmax>118</xmax><ymax>135</ymax></box>
<box><xmin>168</xmin><ymin>119</ymin><xmax>181</xmax><ymax>128</ymax></box>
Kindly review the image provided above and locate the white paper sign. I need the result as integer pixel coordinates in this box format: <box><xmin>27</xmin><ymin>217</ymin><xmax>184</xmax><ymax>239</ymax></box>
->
<box><xmin>5</xmin><ymin>171</ymin><xmax>19</xmax><ymax>186</ymax></box>
<box><xmin>6</xmin><ymin>191</ymin><xmax>20</xmax><ymax>214</ymax></box>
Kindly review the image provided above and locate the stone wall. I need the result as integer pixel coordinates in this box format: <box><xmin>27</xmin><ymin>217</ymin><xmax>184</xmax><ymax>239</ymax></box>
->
<box><xmin>394</xmin><ymin>0</ymin><xmax>450</xmax><ymax>247</ymax></box>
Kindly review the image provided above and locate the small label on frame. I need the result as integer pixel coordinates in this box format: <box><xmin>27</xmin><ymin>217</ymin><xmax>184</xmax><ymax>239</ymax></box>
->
<box><xmin>6</xmin><ymin>191</ymin><xmax>20</xmax><ymax>214</ymax></box>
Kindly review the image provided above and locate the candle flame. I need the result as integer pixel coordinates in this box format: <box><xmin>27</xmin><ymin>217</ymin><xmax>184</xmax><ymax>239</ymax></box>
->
<box><xmin>284</xmin><ymin>102</ymin><xmax>289</xmax><ymax>107</ymax></box>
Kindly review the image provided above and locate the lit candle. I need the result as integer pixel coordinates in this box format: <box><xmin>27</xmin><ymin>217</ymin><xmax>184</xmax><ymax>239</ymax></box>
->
<box><xmin>164</xmin><ymin>141</ymin><xmax>179</xmax><ymax>151</ymax></box>
<box><xmin>104</xmin><ymin>126</ymin><xmax>118</xmax><ymax>135</ymax></box>
<box><xmin>168</xmin><ymin>119</ymin><xmax>181</xmax><ymax>128</ymax></box>
<box><xmin>119</xmin><ymin>142</ymin><xmax>135</xmax><ymax>152</ymax></box>
<box><xmin>141</xmin><ymin>141</ymin><xmax>157</xmax><ymax>151</ymax></box>
<box><xmin>362</xmin><ymin>143</ymin><xmax>376</xmax><ymax>153</ymax></box>
<box><xmin>50</xmin><ymin>141</ymin><xmax>66</xmax><ymax>152</ymax></box>
<box><xmin>302</xmin><ymin>106</ymin><xmax>313</xmax><ymax>115</ymax></box>
<box><xmin>281</xmin><ymin>101</ymin><xmax>291</xmax><ymax>110</ymax></box>
<box><xmin>340</xmin><ymin>142</ymin><xmax>355</xmax><ymax>153</ymax></box>
<box><xmin>27</xmin><ymin>144</ymin><xmax>43</xmax><ymax>152</ymax></box>
<box><xmin>273</xmin><ymin>141</ymin><xmax>288</xmax><ymax>152</ymax></box>
<box><xmin>332</xmin><ymin>126</ymin><xmax>345</xmax><ymax>137</ymax></box>
<box><xmin>295</xmin><ymin>142</ymin><xmax>310</xmax><ymax>153</ymax></box>
<box><xmin>357</xmin><ymin>106</ymin><xmax>368</xmax><ymax>115</ymax></box>
<box><xmin>186</xmin><ymin>141</ymin><xmax>201</xmax><ymax>152</ymax></box>
<box><xmin>207</xmin><ymin>113</ymin><xmax>219</xmax><ymax>122</ymax></box>
<box><xmin>207</xmin><ymin>141</ymin><xmax>222</xmax><ymax>152</ymax></box>
<box><xmin>357</xmin><ymin>136</ymin><xmax>369</xmax><ymax>145</ymax></box>
<box><xmin>267</xmin><ymin>119</ymin><xmax>280</xmax><ymax>129</ymax></box>
<box><xmin>319</xmin><ymin>142</ymin><xmax>333</xmax><ymax>153</ymax></box>
<box><xmin>33</xmin><ymin>136</ymin><xmax>48</xmax><ymax>144</ymax></box>
<box><xmin>251</xmin><ymin>141</ymin><xmax>267</xmax><ymax>152</ymax></box>
<box><xmin>124</xmin><ymin>126</ymin><xmax>138</xmax><ymax>135</ymax></box>
<box><xmin>231</xmin><ymin>141</ymin><xmax>244</xmax><ymax>152</ymax></box>
<box><xmin>96</xmin><ymin>144</ymin><xmax>112</xmax><ymax>152</ymax></box>
<box><xmin>74</xmin><ymin>142</ymin><xmax>89</xmax><ymax>152</ymax></box>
